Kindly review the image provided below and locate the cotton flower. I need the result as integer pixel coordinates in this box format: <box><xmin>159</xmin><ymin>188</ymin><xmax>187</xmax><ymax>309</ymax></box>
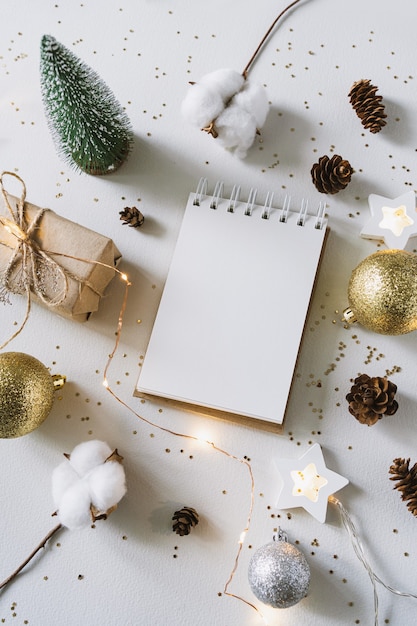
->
<box><xmin>0</xmin><ymin>440</ymin><xmax>128</xmax><ymax>592</ymax></box>
<box><xmin>52</xmin><ymin>440</ymin><xmax>127</xmax><ymax>530</ymax></box>
<box><xmin>181</xmin><ymin>68</ymin><xmax>269</xmax><ymax>158</ymax></box>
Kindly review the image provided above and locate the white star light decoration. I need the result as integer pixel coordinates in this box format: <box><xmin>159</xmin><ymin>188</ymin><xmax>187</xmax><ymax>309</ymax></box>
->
<box><xmin>275</xmin><ymin>443</ymin><xmax>349</xmax><ymax>523</ymax></box>
<box><xmin>361</xmin><ymin>191</ymin><xmax>417</xmax><ymax>249</ymax></box>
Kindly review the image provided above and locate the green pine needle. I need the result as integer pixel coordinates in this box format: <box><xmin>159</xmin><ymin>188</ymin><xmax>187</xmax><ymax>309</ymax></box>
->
<box><xmin>40</xmin><ymin>35</ymin><xmax>133</xmax><ymax>175</ymax></box>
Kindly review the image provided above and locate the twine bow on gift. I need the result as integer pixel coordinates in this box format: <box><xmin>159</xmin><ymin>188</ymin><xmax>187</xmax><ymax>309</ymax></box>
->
<box><xmin>0</xmin><ymin>171</ymin><xmax>69</xmax><ymax>308</ymax></box>
<box><xmin>0</xmin><ymin>171</ymin><xmax>111</xmax><ymax>349</ymax></box>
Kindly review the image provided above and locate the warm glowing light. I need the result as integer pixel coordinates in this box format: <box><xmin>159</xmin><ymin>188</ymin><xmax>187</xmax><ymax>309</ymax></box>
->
<box><xmin>94</xmin><ymin>236</ymin><xmax>260</xmax><ymax>621</ymax></box>
<box><xmin>361</xmin><ymin>191</ymin><xmax>417</xmax><ymax>250</ymax></box>
<box><xmin>0</xmin><ymin>216</ymin><xmax>28</xmax><ymax>241</ymax></box>
<box><xmin>379</xmin><ymin>204</ymin><xmax>413</xmax><ymax>237</ymax></box>
<box><xmin>290</xmin><ymin>462</ymin><xmax>328</xmax><ymax>502</ymax></box>
<box><xmin>193</xmin><ymin>428</ymin><xmax>215</xmax><ymax>446</ymax></box>
<box><xmin>276</xmin><ymin>443</ymin><xmax>349</xmax><ymax>523</ymax></box>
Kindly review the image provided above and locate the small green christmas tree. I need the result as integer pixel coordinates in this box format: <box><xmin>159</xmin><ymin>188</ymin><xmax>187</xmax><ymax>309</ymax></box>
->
<box><xmin>40</xmin><ymin>35</ymin><xmax>133</xmax><ymax>175</ymax></box>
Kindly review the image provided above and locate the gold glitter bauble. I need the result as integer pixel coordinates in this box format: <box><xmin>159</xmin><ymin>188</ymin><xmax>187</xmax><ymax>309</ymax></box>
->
<box><xmin>347</xmin><ymin>249</ymin><xmax>417</xmax><ymax>335</ymax></box>
<box><xmin>0</xmin><ymin>352</ymin><xmax>55</xmax><ymax>438</ymax></box>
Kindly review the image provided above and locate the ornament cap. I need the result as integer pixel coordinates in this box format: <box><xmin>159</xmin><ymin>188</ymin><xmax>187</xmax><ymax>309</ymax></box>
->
<box><xmin>273</xmin><ymin>527</ymin><xmax>288</xmax><ymax>543</ymax></box>
<box><xmin>342</xmin><ymin>307</ymin><xmax>357</xmax><ymax>325</ymax></box>
<box><xmin>52</xmin><ymin>374</ymin><xmax>66</xmax><ymax>390</ymax></box>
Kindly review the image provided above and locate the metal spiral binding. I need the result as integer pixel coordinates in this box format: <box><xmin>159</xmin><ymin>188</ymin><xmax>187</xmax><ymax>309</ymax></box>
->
<box><xmin>297</xmin><ymin>198</ymin><xmax>308</xmax><ymax>226</ymax></box>
<box><xmin>193</xmin><ymin>177</ymin><xmax>208</xmax><ymax>206</ymax></box>
<box><xmin>261</xmin><ymin>191</ymin><xmax>274</xmax><ymax>220</ymax></box>
<box><xmin>210</xmin><ymin>180</ymin><xmax>224</xmax><ymax>209</ymax></box>
<box><xmin>244</xmin><ymin>187</ymin><xmax>257</xmax><ymax>216</ymax></box>
<box><xmin>279</xmin><ymin>195</ymin><xmax>291</xmax><ymax>222</ymax></box>
<box><xmin>227</xmin><ymin>184</ymin><xmax>241</xmax><ymax>213</ymax></box>
<box><xmin>315</xmin><ymin>201</ymin><xmax>326</xmax><ymax>229</ymax></box>
<box><xmin>193</xmin><ymin>180</ymin><xmax>327</xmax><ymax>230</ymax></box>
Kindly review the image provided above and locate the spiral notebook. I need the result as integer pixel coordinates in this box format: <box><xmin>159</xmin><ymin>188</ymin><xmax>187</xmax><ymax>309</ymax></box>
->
<box><xmin>135</xmin><ymin>179</ymin><xmax>329</xmax><ymax>433</ymax></box>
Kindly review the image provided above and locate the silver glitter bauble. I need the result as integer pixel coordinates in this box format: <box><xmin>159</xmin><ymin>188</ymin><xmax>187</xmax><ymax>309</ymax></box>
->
<box><xmin>248</xmin><ymin>535</ymin><xmax>310</xmax><ymax>609</ymax></box>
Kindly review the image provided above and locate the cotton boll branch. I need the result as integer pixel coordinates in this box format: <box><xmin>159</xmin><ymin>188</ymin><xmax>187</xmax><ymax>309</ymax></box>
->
<box><xmin>181</xmin><ymin>69</ymin><xmax>269</xmax><ymax>158</ymax></box>
<box><xmin>241</xmin><ymin>0</ymin><xmax>303</xmax><ymax>78</ymax></box>
<box><xmin>52</xmin><ymin>441</ymin><xmax>127</xmax><ymax>530</ymax></box>
<box><xmin>0</xmin><ymin>441</ymin><xmax>127</xmax><ymax>592</ymax></box>
<box><xmin>181</xmin><ymin>0</ymin><xmax>306</xmax><ymax>158</ymax></box>
<box><xmin>0</xmin><ymin>523</ymin><xmax>63</xmax><ymax>591</ymax></box>
<box><xmin>202</xmin><ymin>121</ymin><xmax>219</xmax><ymax>138</ymax></box>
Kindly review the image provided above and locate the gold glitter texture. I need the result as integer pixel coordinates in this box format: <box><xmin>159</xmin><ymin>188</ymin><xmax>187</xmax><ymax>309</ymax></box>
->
<box><xmin>0</xmin><ymin>352</ymin><xmax>55</xmax><ymax>438</ymax></box>
<box><xmin>346</xmin><ymin>249</ymin><xmax>417</xmax><ymax>335</ymax></box>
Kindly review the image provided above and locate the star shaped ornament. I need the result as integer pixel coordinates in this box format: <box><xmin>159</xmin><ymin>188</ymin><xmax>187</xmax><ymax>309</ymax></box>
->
<box><xmin>361</xmin><ymin>191</ymin><xmax>417</xmax><ymax>249</ymax></box>
<box><xmin>275</xmin><ymin>443</ymin><xmax>349</xmax><ymax>523</ymax></box>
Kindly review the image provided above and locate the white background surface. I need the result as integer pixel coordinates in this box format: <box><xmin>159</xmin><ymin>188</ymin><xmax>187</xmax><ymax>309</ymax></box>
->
<box><xmin>1</xmin><ymin>1</ymin><xmax>417</xmax><ymax>625</ymax></box>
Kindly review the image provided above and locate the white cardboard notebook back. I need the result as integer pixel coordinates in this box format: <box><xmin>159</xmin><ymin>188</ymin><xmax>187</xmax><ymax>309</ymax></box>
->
<box><xmin>135</xmin><ymin>180</ymin><xmax>328</xmax><ymax>433</ymax></box>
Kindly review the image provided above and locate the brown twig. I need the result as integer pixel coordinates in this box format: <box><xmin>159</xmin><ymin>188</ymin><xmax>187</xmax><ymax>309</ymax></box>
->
<box><xmin>0</xmin><ymin>523</ymin><xmax>63</xmax><ymax>591</ymax></box>
<box><xmin>242</xmin><ymin>0</ymin><xmax>304</xmax><ymax>78</ymax></box>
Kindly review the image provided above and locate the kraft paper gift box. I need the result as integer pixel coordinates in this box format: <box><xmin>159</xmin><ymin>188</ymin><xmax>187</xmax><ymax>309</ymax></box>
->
<box><xmin>0</xmin><ymin>194</ymin><xmax>121</xmax><ymax>322</ymax></box>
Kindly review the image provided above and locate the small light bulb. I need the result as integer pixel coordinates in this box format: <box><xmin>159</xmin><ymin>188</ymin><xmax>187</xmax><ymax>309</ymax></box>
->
<box><xmin>379</xmin><ymin>204</ymin><xmax>414</xmax><ymax>237</ymax></box>
<box><xmin>290</xmin><ymin>463</ymin><xmax>328</xmax><ymax>503</ymax></box>
<box><xmin>0</xmin><ymin>217</ymin><xmax>28</xmax><ymax>241</ymax></box>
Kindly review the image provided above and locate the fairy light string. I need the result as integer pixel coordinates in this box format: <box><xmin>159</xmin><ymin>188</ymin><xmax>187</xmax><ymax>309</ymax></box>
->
<box><xmin>0</xmin><ymin>2</ymin><xmax>309</xmax><ymax>609</ymax></box>
<box><xmin>0</xmin><ymin>174</ymin><xmax>262</xmax><ymax>619</ymax></box>
<box><xmin>101</xmin><ymin>275</ymin><xmax>266</xmax><ymax>622</ymax></box>
<box><xmin>3</xmin><ymin>7</ymin><xmax>414</xmax><ymax>622</ymax></box>
<box><xmin>99</xmin><ymin>271</ymin><xmax>417</xmax><ymax>626</ymax></box>
<box><xmin>330</xmin><ymin>496</ymin><xmax>417</xmax><ymax>626</ymax></box>
<box><xmin>3</xmin><ymin>179</ymin><xmax>417</xmax><ymax>625</ymax></box>
<box><xmin>103</xmin><ymin>377</ymin><xmax>262</xmax><ymax>619</ymax></box>
<box><xmin>4</xmin><ymin>261</ymin><xmax>417</xmax><ymax>625</ymax></box>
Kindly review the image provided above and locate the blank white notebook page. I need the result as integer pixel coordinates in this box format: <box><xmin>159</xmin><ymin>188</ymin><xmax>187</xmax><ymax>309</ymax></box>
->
<box><xmin>136</xmin><ymin>188</ymin><xmax>328</xmax><ymax>426</ymax></box>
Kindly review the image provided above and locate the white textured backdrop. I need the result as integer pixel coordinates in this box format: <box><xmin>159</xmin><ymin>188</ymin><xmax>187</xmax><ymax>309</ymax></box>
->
<box><xmin>1</xmin><ymin>1</ymin><xmax>417</xmax><ymax>624</ymax></box>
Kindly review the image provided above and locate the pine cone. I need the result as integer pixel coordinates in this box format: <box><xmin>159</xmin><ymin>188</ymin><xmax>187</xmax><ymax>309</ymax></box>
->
<box><xmin>119</xmin><ymin>206</ymin><xmax>145</xmax><ymax>228</ymax></box>
<box><xmin>311</xmin><ymin>154</ymin><xmax>353</xmax><ymax>194</ymax></box>
<box><xmin>349</xmin><ymin>79</ymin><xmax>387</xmax><ymax>134</ymax></box>
<box><xmin>172</xmin><ymin>506</ymin><xmax>199</xmax><ymax>536</ymax></box>
<box><xmin>346</xmin><ymin>373</ymin><xmax>398</xmax><ymax>426</ymax></box>
<box><xmin>389</xmin><ymin>458</ymin><xmax>417</xmax><ymax>516</ymax></box>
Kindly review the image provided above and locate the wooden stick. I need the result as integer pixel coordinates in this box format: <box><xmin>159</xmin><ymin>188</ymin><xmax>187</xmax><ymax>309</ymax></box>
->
<box><xmin>0</xmin><ymin>523</ymin><xmax>63</xmax><ymax>591</ymax></box>
<box><xmin>242</xmin><ymin>0</ymin><xmax>303</xmax><ymax>78</ymax></box>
